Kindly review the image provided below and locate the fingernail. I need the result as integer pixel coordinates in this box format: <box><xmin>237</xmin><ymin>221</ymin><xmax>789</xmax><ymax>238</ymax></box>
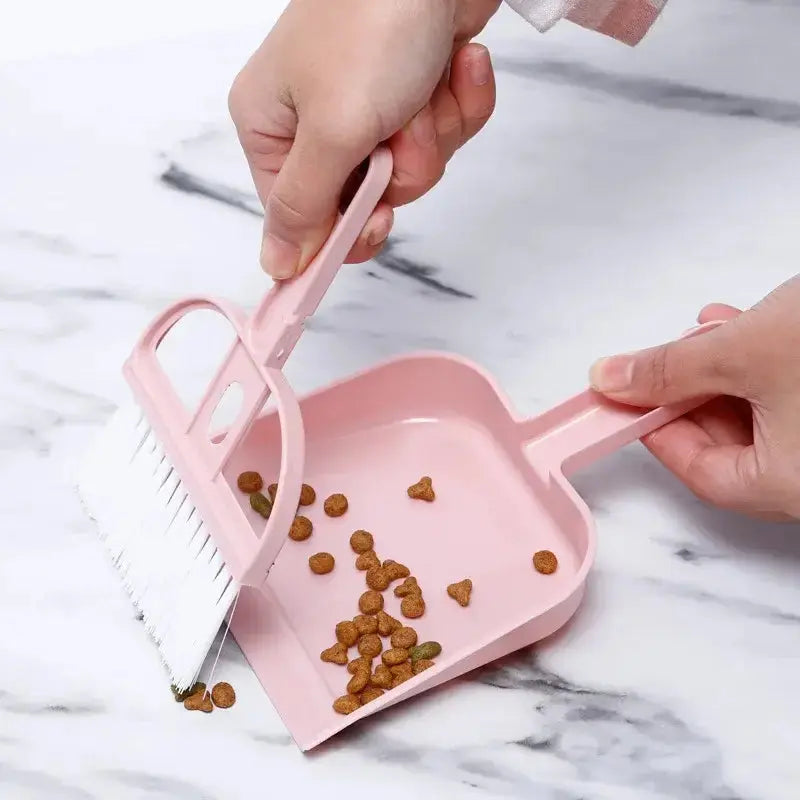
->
<box><xmin>365</xmin><ymin>216</ymin><xmax>391</xmax><ymax>247</ymax></box>
<box><xmin>260</xmin><ymin>233</ymin><xmax>299</xmax><ymax>279</ymax></box>
<box><xmin>589</xmin><ymin>355</ymin><xmax>635</xmax><ymax>392</ymax></box>
<box><xmin>468</xmin><ymin>46</ymin><xmax>491</xmax><ymax>86</ymax></box>
<box><xmin>410</xmin><ymin>106</ymin><xmax>436</xmax><ymax>147</ymax></box>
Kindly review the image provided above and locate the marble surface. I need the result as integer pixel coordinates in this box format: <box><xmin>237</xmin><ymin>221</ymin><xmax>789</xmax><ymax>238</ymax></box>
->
<box><xmin>2</xmin><ymin>1</ymin><xmax>800</xmax><ymax>797</ymax></box>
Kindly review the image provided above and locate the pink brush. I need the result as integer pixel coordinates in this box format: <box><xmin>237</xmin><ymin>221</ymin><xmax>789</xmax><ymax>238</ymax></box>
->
<box><xmin>77</xmin><ymin>147</ymin><xmax>720</xmax><ymax>748</ymax></box>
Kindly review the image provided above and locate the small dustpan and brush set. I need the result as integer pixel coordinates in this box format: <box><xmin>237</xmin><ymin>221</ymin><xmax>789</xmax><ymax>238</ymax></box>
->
<box><xmin>78</xmin><ymin>148</ymin><xmax>720</xmax><ymax>750</ymax></box>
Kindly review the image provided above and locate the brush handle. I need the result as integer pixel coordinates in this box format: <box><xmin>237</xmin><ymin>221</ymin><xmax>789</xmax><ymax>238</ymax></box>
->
<box><xmin>519</xmin><ymin>321</ymin><xmax>724</xmax><ymax>478</ymax></box>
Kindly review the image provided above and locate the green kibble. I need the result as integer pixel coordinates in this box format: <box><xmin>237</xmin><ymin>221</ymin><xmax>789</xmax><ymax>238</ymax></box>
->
<box><xmin>410</xmin><ymin>642</ymin><xmax>441</xmax><ymax>663</ymax></box>
<box><xmin>250</xmin><ymin>491</ymin><xmax>272</xmax><ymax>519</ymax></box>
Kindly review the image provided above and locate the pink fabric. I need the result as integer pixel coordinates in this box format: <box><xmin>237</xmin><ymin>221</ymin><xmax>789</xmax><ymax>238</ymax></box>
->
<box><xmin>566</xmin><ymin>0</ymin><xmax>666</xmax><ymax>45</ymax></box>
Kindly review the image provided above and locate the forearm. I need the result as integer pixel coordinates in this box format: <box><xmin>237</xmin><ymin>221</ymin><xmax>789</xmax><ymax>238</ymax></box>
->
<box><xmin>504</xmin><ymin>0</ymin><xmax>667</xmax><ymax>45</ymax></box>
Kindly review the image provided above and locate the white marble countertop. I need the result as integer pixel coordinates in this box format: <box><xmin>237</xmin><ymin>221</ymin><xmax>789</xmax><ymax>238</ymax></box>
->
<box><xmin>2</xmin><ymin>2</ymin><xmax>799</xmax><ymax>798</ymax></box>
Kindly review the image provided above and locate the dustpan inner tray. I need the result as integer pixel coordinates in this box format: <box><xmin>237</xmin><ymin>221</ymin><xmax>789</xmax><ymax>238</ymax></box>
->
<box><xmin>225</xmin><ymin>383</ymin><xmax>583</xmax><ymax>704</ymax></box>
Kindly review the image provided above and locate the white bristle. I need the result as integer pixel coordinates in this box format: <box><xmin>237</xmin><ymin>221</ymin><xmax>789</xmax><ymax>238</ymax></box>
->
<box><xmin>76</xmin><ymin>402</ymin><xmax>239</xmax><ymax>690</ymax></box>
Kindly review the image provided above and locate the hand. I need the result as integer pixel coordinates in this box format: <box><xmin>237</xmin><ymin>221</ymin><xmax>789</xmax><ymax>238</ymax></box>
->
<box><xmin>228</xmin><ymin>0</ymin><xmax>500</xmax><ymax>278</ymax></box>
<box><xmin>589</xmin><ymin>276</ymin><xmax>800</xmax><ymax>521</ymax></box>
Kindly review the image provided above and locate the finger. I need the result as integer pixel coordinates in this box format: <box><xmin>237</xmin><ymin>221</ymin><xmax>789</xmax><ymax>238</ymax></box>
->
<box><xmin>384</xmin><ymin>104</ymin><xmax>443</xmax><ymax>207</ymax></box>
<box><xmin>698</xmin><ymin>303</ymin><xmax>742</xmax><ymax>324</ymax></box>
<box><xmin>261</xmin><ymin>125</ymin><xmax>368</xmax><ymax>278</ymax></box>
<box><xmin>449</xmin><ymin>43</ymin><xmax>496</xmax><ymax>147</ymax></box>
<box><xmin>589</xmin><ymin>323</ymin><xmax>746</xmax><ymax>406</ymax></box>
<box><xmin>429</xmin><ymin>79</ymin><xmax>463</xmax><ymax>166</ymax></box>
<box><xmin>641</xmin><ymin>422</ymin><xmax>775</xmax><ymax>515</ymax></box>
<box><xmin>344</xmin><ymin>203</ymin><xmax>394</xmax><ymax>264</ymax></box>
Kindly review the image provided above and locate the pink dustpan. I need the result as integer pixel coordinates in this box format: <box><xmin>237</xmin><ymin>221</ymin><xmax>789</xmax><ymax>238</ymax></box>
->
<box><xmin>119</xmin><ymin>147</ymin><xmax>719</xmax><ymax>750</ymax></box>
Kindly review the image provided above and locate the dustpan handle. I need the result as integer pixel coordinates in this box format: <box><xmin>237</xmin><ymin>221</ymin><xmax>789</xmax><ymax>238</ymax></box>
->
<box><xmin>519</xmin><ymin>321</ymin><xmax>725</xmax><ymax>477</ymax></box>
<box><xmin>246</xmin><ymin>147</ymin><xmax>394</xmax><ymax>366</ymax></box>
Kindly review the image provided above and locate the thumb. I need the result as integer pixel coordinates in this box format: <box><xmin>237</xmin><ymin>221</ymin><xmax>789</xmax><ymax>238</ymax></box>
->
<box><xmin>260</xmin><ymin>129</ymin><xmax>367</xmax><ymax>279</ymax></box>
<box><xmin>589</xmin><ymin>324</ymin><xmax>745</xmax><ymax>406</ymax></box>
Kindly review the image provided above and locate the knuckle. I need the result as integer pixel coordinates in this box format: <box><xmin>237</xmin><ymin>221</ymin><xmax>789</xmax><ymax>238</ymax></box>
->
<box><xmin>644</xmin><ymin>345</ymin><xmax>672</xmax><ymax>395</ymax></box>
<box><xmin>266</xmin><ymin>190</ymin><xmax>308</xmax><ymax>232</ymax></box>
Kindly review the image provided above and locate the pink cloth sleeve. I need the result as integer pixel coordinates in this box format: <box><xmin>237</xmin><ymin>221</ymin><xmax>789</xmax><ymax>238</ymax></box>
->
<box><xmin>504</xmin><ymin>0</ymin><xmax>668</xmax><ymax>45</ymax></box>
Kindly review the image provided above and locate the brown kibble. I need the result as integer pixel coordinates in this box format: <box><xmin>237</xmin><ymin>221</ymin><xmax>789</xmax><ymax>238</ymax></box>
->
<box><xmin>383</xmin><ymin>560</ymin><xmax>410</xmax><ymax>581</ymax></box>
<box><xmin>249</xmin><ymin>491</ymin><xmax>272</xmax><ymax>519</ymax></box>
<box><xmin>357</xmin><ymin>633</ymin><xmax>383</xmax><ymax>659</ymax></box>
<box><xmin>237</xmin><ymin>471</ymin><xmax>263</xmax><ymax>493</ymax></box>
<box><xmin>356</xmin><ymin>550</ymin><xmax>381</xmax><ymax>571</ymax></box>
<box><xmin>390</xmin><ymin>663</ymin><xmax>414</xmax><ymax>687</ymax></box>
<box><xmin>533</xmin><ymin>550</ymin><xmax>558</xmax><ymax>575</ymax></box>
<box><xmin>347</xmin><ymin>656</ymin><xmax>372</xmax><ymax>675</ymax></box>
<box><xmin>413</xmin><ymin>659</ymin><xmax>435</xmax><ymax>675</ymax></box>
<box><xmin>394</xmin><ymin>577</ymin><xmax>421</xmax><ymax>598</ymax></box>
<box><xmin>382</xmin><ymin>648</ymin><xmax>409</xmax><ymax>667</ymax></box>
<box><xmin>347</xmin><ymin>669</ymin><xmax>370</xmax><ymax>694</ymax></box>
<box><xmin>401</xmin><ymin>595</ymin><xmax>425</xmax><ymax>619</ymax></box>
<box><xmin>407</xmin><ymin>476</ymin><xmax>435</xmax><ymax>502</ymax></box>
<box><xmin>335</xmin><ymin>620</ymin><xmax>359</xmax><ymax>647</ymax></box>
<box><xmin>447</xmin><ymin>578</ymin><xmax>473</xmax><ymax>607</ymax></box>
<box><xmin>371</xmin><ymin>664</ymin><xmax>393</xmax><ymax>689</ymax></box>
<box><xmin>353</xmin><ymin>614</ymin><xmax>378</xmax><ymax>636</ymax></box>
<box><xmin>366</xmin><ymin>566</ymin><xmax>391</xmax><ymax>591</ymax></box>
<box><xmin>391</xmin><ymin>627</ymin><xmax>418</xmax><ymax>649</ymax></box>
<box><xmin>184</xmin><ymin>691</ymin><xmax>213</xmax><ymax>713</ymax></box>
<box><xmin>289</xmin><ymin>515</ymin><xmax>313</xmax><ymax>541</ymax></box>
<box><xmin>360</xmin><ymin>687</ymin><xmax>384</xmax><ymax>704</ymax></box>
<box><xmin>172</xmin><ymin>681</ymin><xmax>205</xmax><ymax>702</ymax></box>
<box><xmin>299</xmin><ymin>483</ymin><xmax>316</xmax><ymax>506</ymax></box>
<box><xmin>211</xmin><ymin>682</ymin><xmax>236</xmax><ymax>709</ymax></box>
<box><xmin>333</xmin><ymin>694</ymin><xmax>361</xmax><ymax>715</ymax></box>
<box><xmin>321</xmin><ymin>642</ymin><xmax>348</xmax><ymax>665</ymax></box>
<box><xmin>324</xmin><ymin>493</ymin><xmax>348</xmax><ymax>517</ymax></box>
<box><xmin>359</xmin><ymin>590</ymin><xmax>384</xmax><ymax>614</ymax></box>
<box><xmin>267</xmin><ymin>483</ymin><xmax>278</xmax><ymax>500</ymax></box>
<box><xmin>376</xmin><ymin>610</ymin><xmax>402</xmax><ymax>637</ymax></box>
<box><xmin>309</xmin><ymin>552</ymin><xmax>335</xmax><ymax>575</ymax></box>
<box><xmin>350</xmin><ymin>530</ymin><xmax>374</xmax><ymax>554</ymax></box>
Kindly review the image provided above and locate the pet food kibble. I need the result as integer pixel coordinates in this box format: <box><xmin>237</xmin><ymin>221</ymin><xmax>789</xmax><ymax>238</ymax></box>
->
<box><xmin>324</xmin><ymin>493</ymin><xmax>348</xmax><ymax>517</ymax></box>
<box><xmin>249</xmin><ymin>491</ymin><xmax>272</xmax><ymax>519</ymax></box>
<box><xmin>407</xmin><ymin>476</ymin><xmax>435</xmax><ymax>502</ymax></box>
<box><xmin>401</xmin><ymin>596</ymin><xmax>425</xmax><ymax>619</ymax></box>
<box><xmin>383</xmin><ymin>560</ymin><xmax>410</xmax><ymax>582</ymax></box>
<box><xmin>533</xmin><ymin>550</ymin><xmax>558</xmax><ymax>575</ymax></box>
<box><xmin>359</xmin><ymin>590</ymin><xmax>384</xmax><ymax>614</ymax></box>
<box><xmin>382</xmin><ymin>648</ymin><xmax>410</xmax><ymax>667</ymax></box>
<box><xmin>309</xmin><ymin>552</ymin><xmax>335</xmax><ymax>575</ymax></box>
<box><xmin>371</xmin><ymin>664</ymin><xmax>393</xmax><ymax>689</ymax></box>
<box><xmin>267</xmin><ymin>483</ymin><xmax>278</xmax><ymax>500</ymax></box>
<box><xmin>336</xmin><ymin>621</ymin><xmax>359</xmax><ymax>647</ymax></box>
<box><xmin>237</xmin><ymin>471</ymin><xmax>263</xmax><ymax>493</ymax></box>
<box><xmin>299</xmin><ymin>483</ymin><xmax>316</xmax><ymax>506</ymax></box>
<box><xmin>413</xmin><ymin>659</ymin><xmax>435</xmax><ymax>675</ymax></box>
<box><xmin>390</xmin><ymin>663</ymin><xmax>414</xmax><ymax>687</ymax></box>
<box><xmin>350</xmin><ymin>530</ymin><xmax>374</xmax><ymax>554</ymax></box>
<box><xmin>358</xmin><ymin>634</ymin><xmax>383</xmax><ymax>659</ymax></box>
<box><xmin>366</xmin><ymin>566</ymin><xmax>391</xmax><ymax>591</ymax></box>
<box><xmin>394</xmin><ymin>577</ymin><xmax>421</xmax><ymax>598</ymax></box>
<box><xmin>333</xmin><ymin>694</ymin><xmax>361</xmax><ymax>715</ymax></box>
<box><xmin>410</xmin><ymin>641</ymin><xmax>441</xmax><ymax>663</ymax></box>
<box><xmin>377</xmin><ymin>611</ymin><xmax>402</xmax><ymax>637</ymax></box>
<box><xmin>289</xmin><ymin>516</ymin><xmax>313</xmax><ymax>542</ymax></box>
<box><xmin>347</xmin><ymin>669</ymin><xmax>370</xmax><ymax>695</ymax></box>
<box><xmin>360</xmin><ymin>687</ymin><xmax>384</xmax><ymax>704</ymax></box>
<box><xmin>391</xmin><ymin>627</ymin><xmax>418</xmax><ymax>649</ymax></box>
<box><xmin>211</xmin><ymin>682</ymin><xmax>236</xmax><ymax>709</ymax></box>
<box><xmin>321</xmin><ymin>643</ymin><xmax>348</xmax><ymax>665</ymax></box>
<box><xmin>353</xmin><ymin>614</ymin><xmax>378</xmax><ymax>636</ymax></box>
<box><xmin>184</xmin><ymin>691</ymin><xmax>213</xmax><ymax>713</ymax></box>
<box><xmin>347</xmin><ymin>656</ymin><xmax>372</xmax><ymax>675</ymax></box>
<box><xmin>447</xmin><ymin>578</ymin><xmax>473</xmax><ymax>607</ymax></box>
<box><xmin>356</xmin><ymin>550</ymin><xmax>381</xmax><ymax>571</ymax></box>
<box><xmin>171</xmin><ymin>681</ymin><xmax>204</xmax><ymax>702</ymax></box>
